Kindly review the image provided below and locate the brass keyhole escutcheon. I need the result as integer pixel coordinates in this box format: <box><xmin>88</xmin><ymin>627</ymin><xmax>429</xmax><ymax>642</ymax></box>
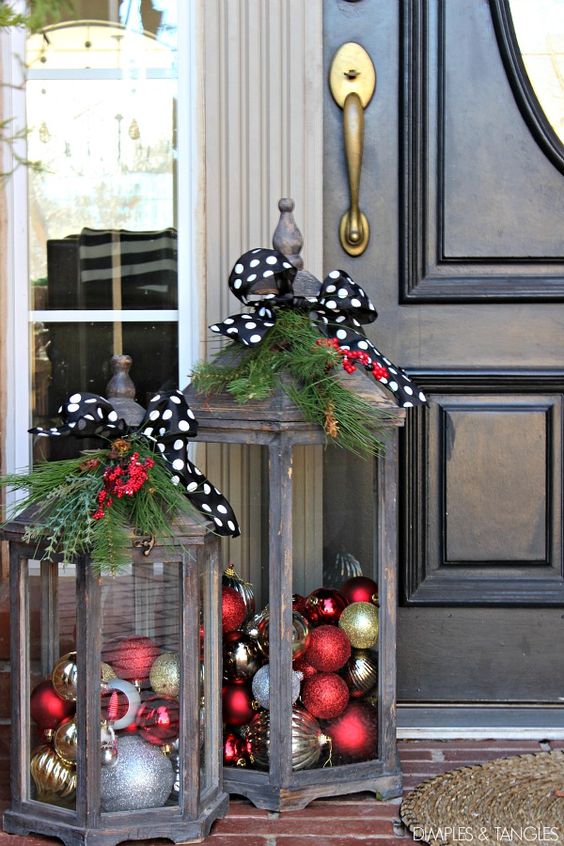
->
<box><xmin>329</xmin><ymin>42</ymin><xmax>376</xmax><ymax>256</ymax></box>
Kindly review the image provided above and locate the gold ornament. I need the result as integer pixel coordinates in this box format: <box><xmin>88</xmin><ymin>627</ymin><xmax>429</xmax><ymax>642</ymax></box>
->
<box><xmin>53</xmin><ymin>718</ymin><xmax>77</xmax><ymax>765</ymax></box>
<box><xmin>52</xmin><ymin>652</ymin><xmax>78</xmax><ymax>701</ymax></box>
<box><xmin>338</xmin><ymin>602</ymin><xmax>379</xmax><ymax>649</ymax></box>
<box><xmin>128</xmin><ymin>118</ymin><xmax>141</xmax><ymax>140</ymax></box>
<box><xmin>101</xmin><ymin>662</ymin><xmax>117</xmax><ymax>683</ymax></box>
<box><xmin>246</xmin><ymin>707</ymin><xmax>330</xmax><ymax>771</ymax></box>
<box><xmin>30</xmin><ymin>744</ymin><xmax>77</xmax><ymax>800</ymax></box>
<box><xmin>255</xmin><ymin>610</ymin><xmax>310</xmax><ymax>659</ymax></box>
<box><xmin>342</xmin><ymin>649</ymin><xmax>378</xmax><ymax>698</ymax></box>
<box><xmin>149</xmin><ymin>652</ymin><xmax>179</xmax><ymax>698</ymax></box>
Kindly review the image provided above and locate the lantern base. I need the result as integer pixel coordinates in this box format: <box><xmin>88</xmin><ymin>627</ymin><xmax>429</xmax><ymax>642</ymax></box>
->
<box><xmin>3</xmin><ymin>792</ymin><xmax>228</xmax><ymax>846</ymax></box>
<box><xmin>223</xmin><ymin>766</ymin><xmax>402</xmax><ymax>811</ymax></box>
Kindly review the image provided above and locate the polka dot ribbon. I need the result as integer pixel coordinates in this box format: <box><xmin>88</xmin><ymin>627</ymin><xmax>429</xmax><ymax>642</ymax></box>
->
<box><xmin>29</xmin><ymin>390</ymin><xmax>240</xmax><ymax>538</ymax></box>
<box><xmin>210</xmin><ymin>248</ymin><xmax>426</xmax><ymax>408</ymax></box>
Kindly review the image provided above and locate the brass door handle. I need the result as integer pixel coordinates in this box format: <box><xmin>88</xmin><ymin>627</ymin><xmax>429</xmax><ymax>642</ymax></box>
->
<box><xmin>329</xmin><ymin>43</ymin><xmax>376</xmax><ymax>256</ymax></box>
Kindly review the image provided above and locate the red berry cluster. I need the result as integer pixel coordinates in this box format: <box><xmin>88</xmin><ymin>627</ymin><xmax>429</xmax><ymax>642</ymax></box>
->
<box><xmin>315</xmin><ymin>338</ymin><xmax>389</xmax><ymax>381</ymax></box>
<box><xmin>92</xmin><ymin>452</ymin><xmax>155</xmax><ymax>520</ymax></box>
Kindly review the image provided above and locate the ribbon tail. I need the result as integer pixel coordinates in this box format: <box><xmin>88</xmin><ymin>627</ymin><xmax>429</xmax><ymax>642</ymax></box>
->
<box><xmin>209</xmin><ymin>310</ymin><xmax>276</xmax><ymax>347</ymax></box>
<box><xmin>182</xmin><ymin>458</ymin><xmax>240</xmax><ymax>538</ymax></box>
<box><xmin>29</xmin><ymin>393</ymin><xmax>127</xmax><ymax>438</ymax></box>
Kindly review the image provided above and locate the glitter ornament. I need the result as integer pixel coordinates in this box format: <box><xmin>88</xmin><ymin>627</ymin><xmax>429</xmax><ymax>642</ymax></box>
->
<box><xmin>342</xmin><ymin>649</ymin><xmax>378</xmax><ymax>698</ymax></box>
<box><xmin>222</xmin><ymin>683</ymin><xmax>255</xmax><ymax>726</ymax></box>
<box><xmin>302</xmin><ymin>673</ymin><xmax>349</xmax><ymax>720</ymax></box>
<box><xmin>102</xmin><ymin>636</ymin><xmax>160</xmax><ymax>685</ymax></box>
<box><xmin>255</xmin><ymin>610</ymin><xmax>311</xmax><ymax>660</ymax></box>
<box><xmin>223</xmin><ymin>732</ymin><xmax>248</xmax><ymax>767</ymax></box>
<box><xmin>149</xmin><ymin>652</ymin><xmax>180</xmax><ymax>698</ymax></box>
<box><xmin>100</xmin><ymin>662</ymin><xmax>117</xmax><ymax>683</ymax></box>
<box><xmin>30</xmin><ymin>744</ymin><xmax>77</xmax><ymax>800</ymax></box>
<box><xmin>245</xmin><ymin>707</ymin><xmax>330</xmax><ymax>771</ymax></box>
<box><xmin>30</xmin><ymin>680</ymin><xmax>74</xmax><ymax>731</ymax></box>
<box><xmin>223</xmin><ymin>632</ymin><xmax>262</xmax><ymax>682</ymax></box>
<box><xmin>251</xmin><ymin>664</ymin><xmax>302</xmax><ymax>710</ymax></box>
<box><xmin>100</xmin><ymin>735</ymin><xmax>175</xmax><ymax>811</ymax></box>
<box><xmin>305</xmin><ymin>588</ymin><xmax>348</xmax><ymax>626</ymax></box>
<box><xmin>305</xmin><ymin>624</ymin><xmax>351</xmax><ymax>672</ymax></box>
<box><xmin>293</xmin><ymin>653</ymin><xmax>318</xmax><ymax>680</ymax></box>
<box><xmin>136</xmin><ymin>696</ymin><xmax>180</xmax><ymax>745</ymax></box>
<box><xmin>51</xmin><ymin>652</ymin><xmax>79</xmax><ymax>701</ymax></box>
<box><xmin>222</xmin><ymin>587</ymin><xmax>247</xmax><ymax>633</ymax></box>
<box><xmin>341</xmin><ymin>576</ymin><xmax>378</xmax><ymax>606</ymax></box>
<box><xmin>325</xmin><ymin>701</ymin><xmax>378</xmax><ymax>762</ymax></box>
<box><xmin>338</xmin><ymin>602</ymin><xmax>379</xmax><ymax>649</ymax></box>
<box><xmin>222</xmin><ymin>564</ymin><xmax>255</xmax><ymax>621</ymax></box>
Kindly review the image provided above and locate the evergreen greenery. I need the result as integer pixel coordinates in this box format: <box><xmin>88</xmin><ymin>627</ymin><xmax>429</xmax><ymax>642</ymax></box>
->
<box><xmin>192</xmin><ymin>310</ymin><xmax>396</xmax><ymax>457</ymax></box>
<box><xmin>1</xmin><ymin>438</ymin><xmax>195</xmax><ymax>575</ymax></box>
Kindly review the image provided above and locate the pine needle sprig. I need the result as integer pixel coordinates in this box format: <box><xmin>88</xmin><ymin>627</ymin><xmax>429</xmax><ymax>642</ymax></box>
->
<box><xmin>192</xmin><ymin>309</ymin><xmax>396</xmax><ymax>456</ymax></box>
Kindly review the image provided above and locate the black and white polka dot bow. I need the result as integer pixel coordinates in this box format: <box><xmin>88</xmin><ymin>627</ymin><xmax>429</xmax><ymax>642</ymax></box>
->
<box><xmin>29</xmin><ymin>390</ymin><xmax>240</xmax><ymax>538</ymax></box>
<box><xmin>209</xmin><ymin>248</ymin><xmax>426</xmax><ymax>408</ymax></box>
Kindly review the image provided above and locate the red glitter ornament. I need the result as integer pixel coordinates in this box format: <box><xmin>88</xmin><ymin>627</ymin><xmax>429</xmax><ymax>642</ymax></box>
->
<box><xmin>325</xmin><ymin>701</ymin><xmax>378</xmax><ymax>761</ymax></box>
<box><xmin>223</xmin><ymin>732</ymin><xmax>248</xmax><ymax>766</ymax></box>
<box><xmin>302</xmin><ymin>673</ymin><xmax>349</xmax><ymax>720</ymax></box>
<box><xmin>30</xmin><ymin>680</ymin><xmax>75</xmax><ymax>731</ymax></box>
<box><xmin>222</xmin><ymin>684</ymin><xmax>255</xmax><ymax>727</ymax></box>
<box><xmin>305</xmin><ymin>588</ymin><xmax>348</xmax><ymax>626</ymax></box>
<box><xmin>305</xmin><ymin>624</ymin><xmax>351</xmax><ymax>672</ymax></box>
<box><xmin>135</xmin><ymin>695</ymin><xmax>179</xmax><ymax>745</ymax></box>
<box><xmin>102</xmin><ymin>636</ymin><xmax>160</xmax><ymax>684</ymax></box>
<box><xmin>293</xmin><ymin>653</ymin><xmax>318</xmax><ymax>680</ymax></box>
<box><xmin>222</xmin><ymin>587</ymin><xmax>247</xmax><ymax>633</ymax></box>
<box><xmin>341</xmin><ymin>576</ymin><xmax>379</xmax><ymax>606</ymax></box>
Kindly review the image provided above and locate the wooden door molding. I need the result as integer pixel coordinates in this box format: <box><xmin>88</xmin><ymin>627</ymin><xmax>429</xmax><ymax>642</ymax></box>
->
<box><xmin>400</xmin><ymin>0</ymin><xmax>564</xmax><ymax>303</ymax></box>
<box><xmin>401</xmin><ymin>370</ymin><xmax>564</xmax><ymax>606</ymax></box>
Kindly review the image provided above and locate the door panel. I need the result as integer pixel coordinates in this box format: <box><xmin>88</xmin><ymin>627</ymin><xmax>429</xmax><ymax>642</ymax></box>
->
<box><xmin>323</xmin><ymin>0</ymin><xmax>564</xmax><ymax>706</ymax></box>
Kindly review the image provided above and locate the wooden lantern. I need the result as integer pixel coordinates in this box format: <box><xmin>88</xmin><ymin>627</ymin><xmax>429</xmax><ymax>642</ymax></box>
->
<box><xmin>2</xmin><ymin>512</ymin><xmax>227</xmax><ymax>846</ymax></box>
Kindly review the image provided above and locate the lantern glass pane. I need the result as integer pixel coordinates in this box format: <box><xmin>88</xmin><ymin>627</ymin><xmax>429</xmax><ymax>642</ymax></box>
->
<box><xmin>28</xmin><ymin>560</ymin><xmax>77</xmax><ymax>809</ymax></box>
<box><xmin>200</xmin><ymin>567</ymin><xmax>212</xmax><ymax>794</ymax></box>
<box><xmin>100</xmin><ymin>561</ymin><xmax>181</xmax><ymax>812</ymax></box>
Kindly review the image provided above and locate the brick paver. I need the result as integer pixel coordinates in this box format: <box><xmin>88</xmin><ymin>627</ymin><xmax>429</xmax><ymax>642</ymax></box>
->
<box><xmin>0</xmin><ymin>740</ymin><xmax>553</xmax><ymax>844</ymax></box>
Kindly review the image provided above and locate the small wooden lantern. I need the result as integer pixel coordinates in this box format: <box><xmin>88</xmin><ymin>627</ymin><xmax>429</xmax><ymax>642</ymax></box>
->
<box><xmin>2</xmin><ymin>512</ymin><xmax>227</xmax><ymax>846</ymax></box>
<box><xmin>184</xmin><ymin>200</ymin><xmax>405</xmax><ymax>811</ymax></box>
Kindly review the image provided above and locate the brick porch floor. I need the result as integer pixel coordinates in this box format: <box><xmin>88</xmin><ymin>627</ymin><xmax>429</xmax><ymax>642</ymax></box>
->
<box><xmin>0</xmin><ymin>739</ymin><xmax>561</xmax><ymax>845</ymax></box>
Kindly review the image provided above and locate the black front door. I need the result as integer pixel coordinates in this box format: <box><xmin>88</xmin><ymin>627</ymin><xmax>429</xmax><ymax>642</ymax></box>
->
<box><xmin>323</xmin><ymin>0</ymin><xmax>564</xmax><ymax>725</ymax></box>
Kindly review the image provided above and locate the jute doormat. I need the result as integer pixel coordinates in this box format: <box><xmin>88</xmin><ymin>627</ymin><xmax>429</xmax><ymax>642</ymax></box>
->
<box><xmin>400</xmin><ymin>750</ymin><xmax>564</xmax><ymax>845</ymax></box>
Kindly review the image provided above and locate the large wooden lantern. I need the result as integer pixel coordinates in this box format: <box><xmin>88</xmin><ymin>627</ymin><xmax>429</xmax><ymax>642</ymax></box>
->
<box><xmin>184</xmin><ymin>200</ymin><xmax>410</xmax><ymax>811</ymax></box>
<box><xmin>2</xmin><ymin>512</ymin><xmax>227</xmax><ymax>846</ymax></box>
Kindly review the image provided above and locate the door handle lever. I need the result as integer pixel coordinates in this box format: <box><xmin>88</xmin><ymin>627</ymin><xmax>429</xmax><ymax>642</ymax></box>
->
<box><xmin>329</xmin><ymin>42</ymin><xmax>376</xmax><ymax>256</ymax></box>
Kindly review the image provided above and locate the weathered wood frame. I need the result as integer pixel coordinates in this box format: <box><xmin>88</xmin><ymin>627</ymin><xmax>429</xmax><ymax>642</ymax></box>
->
<box><xmin>185</xmin><ymin>386</ymin><xmax>405</xmax><ymax>811</ymax></box>
<box><xmin>2</xmin><ymin>514</ymin><xmax>227</xmax><ymax>846</ymax></box>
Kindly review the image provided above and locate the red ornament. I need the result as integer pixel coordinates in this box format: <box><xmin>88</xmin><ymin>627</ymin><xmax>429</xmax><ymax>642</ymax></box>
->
<box><xmin>305</xmin><ymin>625</ymin><xmax>351</xmax><ymax>672</ymax></box>
<box><xmin>102</xmin><ymin>636</ymin><xmax>160</xmax><ymax>684</ymax></box>
<box><xmin>135</xmin><ymin>695</ymin><xmax>179</xmax><ymax>745</ymax></box>
<box><xmin>30</xmin><ymin>680</ymin><xmax>75</xmax><ymax>731</ymax></box>
<box><xmin>222</xmin><ymin>587</ymin><xmax>247</xmax><ymax>633</ymax></box>
<box><xmin>293</xmin><ymin>653</ymin><xmax>318</xmax><ymax>680</ymax></box>
<box><xmin>305</xmin><ymin>588</ymin><xmax>348</xmax><ymax>626</ymax></box>
<box><xmin>223</xmin><ymin>732</ymin><xmax>248</xmax><ymax>766</ymax></box>
<box><xmin>222</xmin><ymin>684</ymin><xmax>255</xmax><ymax>727</ymax></box>
<box><xmin>292</xmin><ymin>594</ymin><xmax>308</xmax><ymax>617</ymax></box>
<box><xmin>341</xmin><ymin>576</ymin><xmax>379</xmax><ymax>606</ymax></box>
<box><xmin>325</xmin><ymin>701</ymin><xmax>378</xmax><ymax>762</ymax></box>
<box><xmin>302</xmin><ymin>673</ymin><xmax>349</xmax><ymax>720</ymax></box>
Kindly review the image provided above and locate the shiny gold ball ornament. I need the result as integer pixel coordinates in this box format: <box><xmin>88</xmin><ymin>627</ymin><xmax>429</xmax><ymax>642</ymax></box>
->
<box><xmin>53</xmin><ymin>717</ymin><xmax>78</xmax><ymax>764</ymax></box>
<box><xmin>338</xmin><ymin>602</ymin><xmax>379</xmax><ymax>649</ymax></box>
<box><xmin>52</xmin><ymin>652</ymin><xmax>79</xmax><ymax>701</ymax></box>
<box><xmin>342</xmin><ymin>649</ymin><xmax>378</xmax><ymax>698</ymax></box>
<box><xmin>30</xmin><ymin>744</ymin><xmax>77</xmax><ymax>800</ymax></box>
<box><xmin>246</xmin><ymin>707</ymin><xmax>330</xmax><ymax>771</ymax></box>
<box><xmin>222</xmin><ymin>564</ymin><xmax>256</xmax><ymax>621</ymax></box>
<box><xmin>149</xmin><ymin>652</ymin><xmax>180</xmax><ymax>698</ymax></box>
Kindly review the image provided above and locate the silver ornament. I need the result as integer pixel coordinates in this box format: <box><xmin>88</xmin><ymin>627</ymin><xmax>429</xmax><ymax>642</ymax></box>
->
<box><xmin>323</xmin><ymin>551</ymin><xmax>363</xmax><ymax>588</ymax></box>
<box><xmin>100</xmin><ymin>721</ymin><xmax>118</xmax><ymax>767</ymax></box>
<box><xmin>251</xmin><ymin>664</ymin><xmax>302</xmax><ymax>710</ymax></box>
<box><xmin>163</xmin><ymin>738</ymin><xmax>180</xmax><ymax>801</ymax></box>
<box><xmin>100</xmin><ymin>735</ymin><xmax>174</xmax><ymax>811</ymax></box>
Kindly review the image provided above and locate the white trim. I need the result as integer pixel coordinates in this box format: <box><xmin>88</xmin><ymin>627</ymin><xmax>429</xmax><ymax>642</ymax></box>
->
<box><xmin>27</xmin><ymin>69</ymin><xmax>175</xmax><ymax>80</ymax></box>
<box><xmin>3</xmin><ymin>16</ymin><xmax>32</xmax><ymax>489</ymax></box>
<box><xmin>398</xmin><ymin>728</ymin><xmax>564</xmax><ymax>740</ymax></box>
<box><xmin>30</xmin><ymin>310</ymin><xmax>179</xmax><ymax>323</ymax></box>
